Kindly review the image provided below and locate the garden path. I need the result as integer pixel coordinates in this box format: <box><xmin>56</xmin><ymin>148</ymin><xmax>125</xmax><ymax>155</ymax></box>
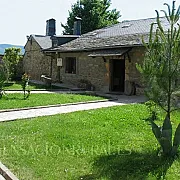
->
<box><xmin>0</xmin><ymin>95</ymin><xmax>145</xmax><ymax>122</ymax></box>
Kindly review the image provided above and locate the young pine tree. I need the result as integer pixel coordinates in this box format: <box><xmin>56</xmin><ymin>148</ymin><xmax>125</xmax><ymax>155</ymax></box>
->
<box><xmin>137</xmin><ymin>1</ymin><xmax>180</xmax><ymax>157</ymax></box>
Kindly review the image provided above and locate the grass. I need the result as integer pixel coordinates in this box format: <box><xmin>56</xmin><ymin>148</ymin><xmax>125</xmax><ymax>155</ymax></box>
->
<box><xmin>0</xmin><ymin>104</ymin><xmax>180</xmax><ymax>179</ymax></box>
<box><xmin>3</xmin><ymin>81</ymin><xmax>65</xmax><ymax>90</ymax></box>
<box><xmin>0</xmin><ymin>93</ymin><xmax>105</xmax><ymax>110</ymax></box>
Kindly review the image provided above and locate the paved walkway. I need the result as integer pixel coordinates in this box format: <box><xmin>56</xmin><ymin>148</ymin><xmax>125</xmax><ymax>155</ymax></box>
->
<box><xmin>5</xmin><ymin>90</ymin><xmax>91</xmax><ymax>94</ymax></box>
<box><xmin>0</xmin><ymin>95</ymin><xmax>145</xmax><ymax>122</ymax></box>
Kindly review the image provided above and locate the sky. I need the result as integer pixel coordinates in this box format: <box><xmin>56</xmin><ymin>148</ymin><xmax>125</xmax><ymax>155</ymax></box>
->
<box><xmin>0</xmin><ymin>0</ymin><xmax>179</xmax><ymax>46</ymax></box>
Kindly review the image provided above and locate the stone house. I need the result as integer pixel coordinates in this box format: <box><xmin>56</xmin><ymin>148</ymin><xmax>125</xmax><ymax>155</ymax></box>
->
<box><xmin>24</xmin><ymin>17</ymin><xmax>171</xmax><ymax>95</ymax></box>
<box><xmin>23</xmin><ymin>18</ymin><xmax>79</xmax><ymax>81</ymax></box>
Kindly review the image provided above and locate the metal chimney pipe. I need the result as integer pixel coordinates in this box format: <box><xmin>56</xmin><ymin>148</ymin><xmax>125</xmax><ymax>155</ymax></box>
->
<box><xmin>73</xmin><ymin>17</ymin><xmax>82</xmax><ymax>35</ymax></box>
<box><xmin>46</xmin><ymin>18</ymin><xmax>56</xmax><ymax>36</ymax></box>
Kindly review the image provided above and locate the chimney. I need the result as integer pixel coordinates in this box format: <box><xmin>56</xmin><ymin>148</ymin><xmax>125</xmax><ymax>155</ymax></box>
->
<box><xmin>46</xmin><ymin>18</ymin><xmax>56</xmax><ymax>36</ymax></box>
<box><xmin>73</xmin><ymin>17</ymin><xmax>82</xmax><ymax>35</ymax></box>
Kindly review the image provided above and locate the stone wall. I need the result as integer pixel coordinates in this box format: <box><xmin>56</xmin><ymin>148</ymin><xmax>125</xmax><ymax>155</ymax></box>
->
<box><xmin>59</xmin><ymin>52</ymin><xmax>109</xmax><ymax>91</ymax></box>
<box><xmin>125</xmin><ymin>46</ymin><xmax>145</xmax><ymax>84</ymax></box>
<box><xmin>23</xmin><ymin>43</ymin><xmax>109</xmax><ymax>91</ymax></box>
<box><xmin>23</xmin><ymin>37</ymin><xmax>58</xmax><ymax>81</ymax></box>
<box><xmin>59</xmin><ymin>46</ymin><xmax>145</xmax><ymax>93</ymax></box>
<box><xmin>60</xmin><ymin>46</ymin><xmax>145</xmax><ymax>93</ymax></box>
<box><xmin>23</xmin><ymin>42</ymin><xmax>145</xmax><ymax>94</ymax></box>
<box><xmin>125</xmin><ymin>46</ymin><xmax>145</xmax><ymax>94</ymax></box>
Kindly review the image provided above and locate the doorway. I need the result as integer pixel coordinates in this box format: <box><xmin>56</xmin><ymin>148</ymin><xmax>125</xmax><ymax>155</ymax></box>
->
<box><xmin>110</xmin><ymin>59</ymin><xmax>125</xmax><ymax>92</ymax></box>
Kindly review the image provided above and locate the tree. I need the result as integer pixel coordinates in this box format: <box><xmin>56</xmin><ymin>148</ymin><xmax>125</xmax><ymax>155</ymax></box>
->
<box><xmin>0</xmin><ymin>60</ymin><xmax>8</xmax><ymax>98</ymax></box>
<box><xmin>137</xmin><ymin>1</ymin><xmax>180</xmax><ymax>157</ymax></box>
<box><xmin>61</xmin><ymin>0</ymin><xmax>120</xmax><ymax>35</ymax></box>
<box><xmin>3</xmin><ymin>47</ymin><xmax>23</xmax><ymax>80</ymax></box>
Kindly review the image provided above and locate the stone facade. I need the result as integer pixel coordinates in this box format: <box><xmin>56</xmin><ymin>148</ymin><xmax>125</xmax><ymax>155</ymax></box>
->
<box><xmin>58</xmin><ymin>46</ymin><xmax>145</xmax><ymax>92</ymax></box>
<box><xmin>23</xmin><ymin>37</ymin><xmax>58</xmax><ymax>81</ymax></box>
<box><xmin>59</xmin><ymin>52</ymin><xmax>109</xmax><ymax>91</ymax></box>
<box><xmin>125</xmin><ymin>46</ymin><xmax>145</xmax><ymax>95</ymax></box>
<box><xmin>23</xmin><ymin>41</ymin><xmax>145</xmax><ymax>93</ymax></box>
<box><xmin>125</xmin><ymin>47</ymin><xmax>145</xmax><ymax>84</ymax></box>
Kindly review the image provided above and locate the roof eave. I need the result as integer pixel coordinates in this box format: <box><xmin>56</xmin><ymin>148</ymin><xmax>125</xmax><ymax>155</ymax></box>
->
<box><xmin>43</xmin><ymin>44</ymin><xmax>143</xmax><ymax>53</ymax></box>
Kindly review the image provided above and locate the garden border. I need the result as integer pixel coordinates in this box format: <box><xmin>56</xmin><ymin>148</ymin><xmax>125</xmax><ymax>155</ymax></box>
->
<box><xmin>0</xmin><ymin>162</ymin><xmax>19</xmax><ymax>180</ymax></box>
<box><xmin>0</xmin><ymin>98</ymin><xmax>117</xmax><ymax>113</ymax></box>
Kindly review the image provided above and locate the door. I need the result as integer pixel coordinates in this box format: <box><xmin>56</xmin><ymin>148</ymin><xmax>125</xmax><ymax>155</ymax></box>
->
<box><xmin>110</xmin><ymin>59</ymin><xmax>125</xmax><ymax>92</ymax></box>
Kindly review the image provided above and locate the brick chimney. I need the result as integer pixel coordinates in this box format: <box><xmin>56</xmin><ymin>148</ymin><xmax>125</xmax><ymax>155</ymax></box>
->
<box><xmin>46</xmin><ymin>18</ymin><xmax>56</xmax><ymax>36</ymax></box>
<box><xmin>73</xmin><ymin>17</ymin><xmax>82</xmax><ymax>35</ymax></box>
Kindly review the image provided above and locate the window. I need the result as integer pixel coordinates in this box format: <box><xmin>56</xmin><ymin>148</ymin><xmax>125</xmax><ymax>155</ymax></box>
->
<box><xmin>65</xmin><ymin>57</ymin><xmax>76</xmax><ymax>74</ymax></box>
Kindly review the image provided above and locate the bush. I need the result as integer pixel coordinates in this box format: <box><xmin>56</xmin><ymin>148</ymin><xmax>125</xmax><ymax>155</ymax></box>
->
<box><xmin>77</xmin><ymin>79</ymin><xmax>95</xmax><ymax>90</ymax></box>
<box><xmin>0</xmin><ymin>61</ymin><xmax>8</xmax><ymax>98</ymax></box>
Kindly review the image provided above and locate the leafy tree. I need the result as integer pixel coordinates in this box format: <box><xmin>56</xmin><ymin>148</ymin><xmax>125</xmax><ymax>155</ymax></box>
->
<box><xmin>61</xmin><ymin>0</ymin><xmax>120</xmax><ymax>34</ymax></box>
<box><xmin>0</xmin><ymin>60</ymin><xmax>8</xmax><ymax>98</ymax></box>
<box><xmin>137</xmin><ymin>1</ymin><xmax>180</xmax><ymax>157</ymax></box>
<box><xmin>3</xmin><ymin>47</ymin><xmax>23</xmax><ymax>80</ymax></box>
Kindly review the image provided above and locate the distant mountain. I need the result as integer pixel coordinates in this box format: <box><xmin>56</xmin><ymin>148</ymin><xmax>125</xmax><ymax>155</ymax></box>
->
<box><xmin>0</xmin><ymin>44</ymin><xmax>25</xmax><ymax>55</ymax></box>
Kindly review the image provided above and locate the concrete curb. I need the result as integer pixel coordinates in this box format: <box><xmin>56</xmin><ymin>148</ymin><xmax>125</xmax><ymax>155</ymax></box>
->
<box><xmin>4</xmin><ymin>88</ymin><xmax>88</xmax><ymax>92</ymax></box>
<box><xmin>0</xmin><ymin>98</ymin><xmax>117</xmax><ymax>113</ymax></box>
<box><xmin>0</xmin><ymin>162</ymin><xmax>19</xmax><ymax>180</ymax></box>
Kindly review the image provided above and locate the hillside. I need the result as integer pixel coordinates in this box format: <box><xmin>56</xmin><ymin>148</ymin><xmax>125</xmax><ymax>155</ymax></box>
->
<box><xmin>0</xmin><ymin>44</ymin><xmax>24</xmax><ymax>54</ymax></box>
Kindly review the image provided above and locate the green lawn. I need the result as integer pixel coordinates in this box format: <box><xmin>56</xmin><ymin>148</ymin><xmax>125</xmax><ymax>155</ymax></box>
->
<box><xmin>0</xmin><ymin>93</ymin><xmax>105</xmax><ymax>110</ymax></box>
<box><xmin>3</xmin><ymin>81</ymin><xmax>66</xmax><ymax>90</ymax></box>
<box><xmin>0</xmin><ymin>104</ymin><xmax>180</xmax><ymax>179</ymax></box>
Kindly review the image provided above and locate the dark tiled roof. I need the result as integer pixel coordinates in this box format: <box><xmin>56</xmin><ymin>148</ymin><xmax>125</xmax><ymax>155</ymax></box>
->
<box><xmin>50</xmin><ymin>33</ymin><xmax>149</xmax><ymax>52</ymax></box>
<box><xmin>84</xmin><ymin>17</ymin><xmax>170</xmax><ymax>38</ymax></box>
<box><xmin>32</xmin><ymin>35</ymin><xmax>52</xmax><ymax>49</ymax></box>
<box><xmin>88</xmin><ymin>48</ymin><xmax>131</xmax><ymax>57</ymax></box>
<box><xmin>31</xmin><ymin>35</ymin><xmax>80</xmax><ymax>50</ymax></box>
<box><xmin>48</xmin><ymin>17</ymin><xmax>179</xmax><ymax>52</ymax></box>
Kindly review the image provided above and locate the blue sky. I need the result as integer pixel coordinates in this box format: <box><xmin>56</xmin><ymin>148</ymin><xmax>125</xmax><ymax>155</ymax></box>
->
<box><xmin>0</xmin><ymin>0</ymin><xmax>179</xmax><ymax>46</ymax></box>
